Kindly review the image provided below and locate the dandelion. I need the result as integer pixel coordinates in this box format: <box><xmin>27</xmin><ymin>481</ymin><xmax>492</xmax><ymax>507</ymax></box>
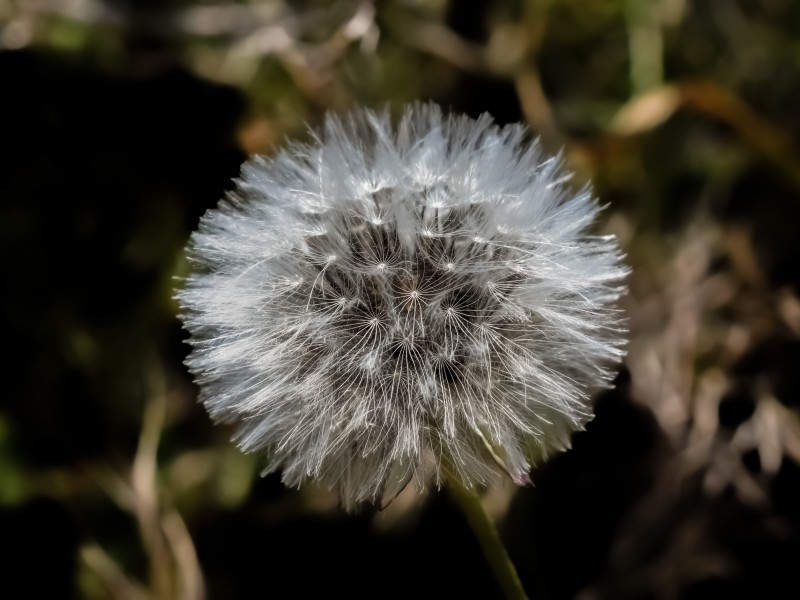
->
<box><xmin>178</xmin><ymin>103</ymin><xmax>628</xmax><ymax>512</ymax></box>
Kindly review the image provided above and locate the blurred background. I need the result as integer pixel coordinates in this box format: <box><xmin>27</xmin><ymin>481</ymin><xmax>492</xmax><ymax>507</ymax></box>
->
<box><xmin>2</xmin><ymin>0</ymin><xmax>800</xmax><ymax>598</ymax></box>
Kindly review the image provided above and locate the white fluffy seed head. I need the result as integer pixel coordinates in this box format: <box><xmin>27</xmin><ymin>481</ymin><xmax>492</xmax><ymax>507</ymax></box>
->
<box><xmin>178</xmin><ymin>103</ymin><xmax>629</xmax><ymax>510</ymax></box>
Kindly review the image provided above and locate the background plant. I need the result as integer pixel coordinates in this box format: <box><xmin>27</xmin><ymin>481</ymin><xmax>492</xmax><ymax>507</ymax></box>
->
<box><xmin>2</xmin><ymin>1</ymin><xmax>800</xmax><ymax>598</ymax></box>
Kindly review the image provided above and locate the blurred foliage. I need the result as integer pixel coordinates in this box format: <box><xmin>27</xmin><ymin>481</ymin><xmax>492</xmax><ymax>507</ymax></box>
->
<box><xmin>2</xmin><ymin>0</ymin><xmax>800</xmax><ymax>598</ymax></box>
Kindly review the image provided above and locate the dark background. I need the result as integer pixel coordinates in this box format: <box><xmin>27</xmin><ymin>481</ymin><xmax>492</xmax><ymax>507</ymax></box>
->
<box><xmin>2</xmin><ymin>1</ymin><xmax>800</xmax><ymax>598</ymax></box>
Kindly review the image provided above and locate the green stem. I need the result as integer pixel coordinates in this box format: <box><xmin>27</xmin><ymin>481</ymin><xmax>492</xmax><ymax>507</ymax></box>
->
<box><xmin>446</xmin><ymin>478</ymin><xmax>529</xmax><ymax>600</ymax></box>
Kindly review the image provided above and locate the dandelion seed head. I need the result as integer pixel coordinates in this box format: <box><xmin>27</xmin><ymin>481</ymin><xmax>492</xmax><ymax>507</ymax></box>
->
<box><xmin>178</xmin><ymin>103</ymin><xmax>628</xmax><ymax>510</ymax></box>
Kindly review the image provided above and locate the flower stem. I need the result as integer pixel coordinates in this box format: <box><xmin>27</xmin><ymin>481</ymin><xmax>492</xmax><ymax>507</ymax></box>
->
<box><xmin>446</xmin><ymin>478</ymin><xmax>529</xmax><ymax>600</ymax></box>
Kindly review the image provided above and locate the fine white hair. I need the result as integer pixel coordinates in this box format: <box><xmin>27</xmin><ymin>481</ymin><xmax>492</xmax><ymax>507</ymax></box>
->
<box><xmin>178</xmin><ymin>103</ymin><xmax>628</xmax><ymax>510</ymax></box>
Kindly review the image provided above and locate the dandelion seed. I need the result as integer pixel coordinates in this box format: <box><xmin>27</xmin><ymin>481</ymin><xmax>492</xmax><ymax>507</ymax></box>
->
<box><xmin>177</xmin><ymin>103</ymin><xmax>628</xmax><ymax>511</ymax></box>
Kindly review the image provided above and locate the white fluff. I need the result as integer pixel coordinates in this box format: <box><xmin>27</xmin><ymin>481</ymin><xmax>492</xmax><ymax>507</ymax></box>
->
<box><xmin>178</xmin><ymin>104</ymin><xmax>628</xmax><ymax>510</ymax></box>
